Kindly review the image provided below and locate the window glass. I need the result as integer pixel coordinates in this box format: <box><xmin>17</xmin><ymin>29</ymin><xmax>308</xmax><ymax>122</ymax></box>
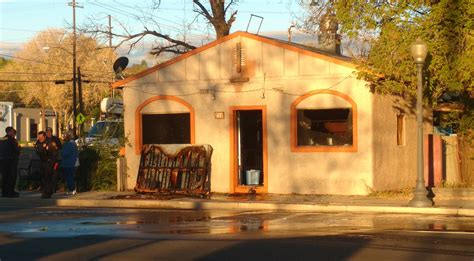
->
<box><xmin>142</xmin><ymin>113</ymin><xmax>190</xmax><ymax>144</ymax></box>
<box><xmin>297</xmin><ymin>108</ymin><xmax>352</xmax><ymax>146</ymax></box>
<box><xmin>87</xmin><ymin>121</ymin><xmax>124</xmax><ymax>139</ymax></box>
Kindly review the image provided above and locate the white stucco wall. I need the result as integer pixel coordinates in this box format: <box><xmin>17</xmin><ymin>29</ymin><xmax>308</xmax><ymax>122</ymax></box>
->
<box><xmin>122</xmin><ymin>34</ymin><xmax>374</xmax><ymax>195</ymax></box>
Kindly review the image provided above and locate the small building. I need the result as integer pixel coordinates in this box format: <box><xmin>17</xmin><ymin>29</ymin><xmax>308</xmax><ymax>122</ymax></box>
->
<box><xmin>112</xmin><ymin>31</ymin><xmax>432</xmax><ymax>195</ymax></box>
<box><xmin>12</xmin><ymin>108</ymin><xmax>58</xmax><ymax>142</ymax></box>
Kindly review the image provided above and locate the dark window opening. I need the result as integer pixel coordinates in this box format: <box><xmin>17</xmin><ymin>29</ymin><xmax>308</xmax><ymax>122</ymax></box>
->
<box><xmin>142</xmin><ymin>113</ymin><xmax>190</xmax><ymax>144</ymax></box>
<box><xmin>30</xmin><ymin>121</ymin><xmax>37</xmax><ymax>140</ymax></box>
<box><xmin>237</xmin><ymin>110</ymin><xmax>264</xmax><ymax>186</ymax></box>
<box><xmin>297</xmin><ymin>108</ymin><xmax>352</xmax><ymax>146</ymax></box>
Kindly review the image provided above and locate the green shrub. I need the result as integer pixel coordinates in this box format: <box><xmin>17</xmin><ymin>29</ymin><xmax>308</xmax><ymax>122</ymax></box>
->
<box><xmin>77</xmin><ymin>144</ymin><xmax>117</xmax><ymax>191</ymax></box>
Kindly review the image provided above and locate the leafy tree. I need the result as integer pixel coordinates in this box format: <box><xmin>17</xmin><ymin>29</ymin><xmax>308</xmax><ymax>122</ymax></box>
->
<box><xmin>124</xmin><ymin>59</ymin><xmax>149</xmax><ymax>77</ymax></box>
<box><xmin>0</xmin><ymin>29</ymin><xmax>116</xmax><ymax>131</ymax></box>
<box><xmin>298</xmin><ymin>0</ymin><xmax>473</xmax><ymax>133</ymax></box>
<box><xmin>0</xmin><ymin>57</ymin><xmax>9</xmax><ymax>69</ymax></box>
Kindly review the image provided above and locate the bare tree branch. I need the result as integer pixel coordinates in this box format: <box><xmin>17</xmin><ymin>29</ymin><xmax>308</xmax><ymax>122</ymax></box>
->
<box><xmin>224</xmin><ymin>0</ymin><xmax>236</xmax><ymax>14</ymax></box>
<box><xmin>81</xmin><ymin>0</ymin><xmax>239</xmax><ymax>58</ymax></box>
<box><xmin>227</xmin><ymin>10</ymin><xmax>238</xmax><ymax>25</ymax></box>
<box><xmin>128</xmin><ymin>34</ymin><xmax>146</xmax><ymax>54</ymax></box>
<box><xmin>193</xmin><ymin>0</ymin><xmax>213</xmax><ymax>22</ymax></box>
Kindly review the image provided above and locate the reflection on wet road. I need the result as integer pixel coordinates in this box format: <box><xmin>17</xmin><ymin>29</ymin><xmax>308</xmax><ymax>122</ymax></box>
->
<box><xmin>1</xmin><ymin>207</ymin><xmax>474</xmax><ymax>260</ymax></box>
<box><xmin>1</xmin><ymin>207</ymin><xmax>474</xmax><ymax>239</ymax></box>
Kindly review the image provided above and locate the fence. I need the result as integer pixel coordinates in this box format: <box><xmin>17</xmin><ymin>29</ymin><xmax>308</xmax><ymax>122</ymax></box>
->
<box><xmin>135</xmin><ymin>144</ymin><xmax>213</xmax><ymax>196</ymax></box>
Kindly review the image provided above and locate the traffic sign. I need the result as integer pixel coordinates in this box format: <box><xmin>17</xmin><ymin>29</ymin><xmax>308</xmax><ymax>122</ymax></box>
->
<box><xmin>76</xmin><ymin>113</ymin><xmax>86</xmax><ymax>124</ymax></box>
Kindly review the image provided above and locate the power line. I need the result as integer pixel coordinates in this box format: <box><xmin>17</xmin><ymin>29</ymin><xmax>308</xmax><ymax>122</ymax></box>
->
<box><xmin>0</xmin><ymin>72</ymin><xmax>113</xmax><ymax>80</ymax></box>
<box><xmin>111</xmin><ymin>1</ymin><xmax>210</xmax><ymax>37</ymax></box>
<box><xmin>0</xmin><ymin>54</ymin><xmax>68</xmax><ymax>68</ymax></box>
<box><xmin>0</xmin><ymin>79</ymin><xmax>112</xmax><ymax>84</ymax></box>
<box><xmin>0</xmin><ymin>27</ymin><xmax>44</xmax><ymax>33</ymax></box>
<box><xmin>0</xmin><ymin>79</ymin><xmax>71</xmax><ymax>83</ymax></box>
<box><xmin>0</xmin><ymin>71</ymin><xmax>72</xmax><ymax>75</ymax></box>
<box><xmin>0</xmin><ymin>54</ymin><xmax>115</xmax><ymax>75</ymax></box>
<box><xmin>88</xmin><ymin>1</ymin><xmax>208</xmax><ymax>39</ymax></box>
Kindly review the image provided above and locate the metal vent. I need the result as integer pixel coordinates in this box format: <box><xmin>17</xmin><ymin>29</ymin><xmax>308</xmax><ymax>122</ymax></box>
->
<box><xmin>233</xmin><ymin>42</ymin><xmax>246</xmax><ymax>73</ymax></box>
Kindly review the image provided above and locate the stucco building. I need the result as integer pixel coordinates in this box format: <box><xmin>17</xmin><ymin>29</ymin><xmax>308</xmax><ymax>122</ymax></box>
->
<box><xmin>12</xmin><ymin>108</ymin><xmax>59</xmax><ymax>142</ymax></box>
<box><xmin>112</xmin><ymin>31</ymin><xmax>431</xmax><ymax>195</ymax></box>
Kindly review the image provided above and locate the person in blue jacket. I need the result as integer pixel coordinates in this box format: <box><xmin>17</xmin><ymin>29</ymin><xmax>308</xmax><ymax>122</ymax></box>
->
<box><xmin>60</xmin><ymin>131</ymin><xmax>78</xmax><ymax>195</ymax></box>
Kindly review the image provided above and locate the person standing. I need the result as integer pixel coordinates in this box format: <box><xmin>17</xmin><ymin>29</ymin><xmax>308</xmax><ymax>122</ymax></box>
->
<box><xmin>46</xmin><ymin>127</ymin><xmax>61</xmax><ymax>193</ymax></box>
<box><xmin>35</xmin><ymin>131</ymin><xmax>59</xmax><ymax>199</ymax></box>
<box><xmin>46</xmin><ymin>127</ymin><xmax>62</xmax><ymax>150</ymax></box>
<box><xmin>0</xmin><ymin>127</ymin><xmax>20</xmax><ymax>198</ymax></box>
<box><xmin>60</xmin><ymin>132</ymin><xmax>78</xmax><ymax>195</ymax></box>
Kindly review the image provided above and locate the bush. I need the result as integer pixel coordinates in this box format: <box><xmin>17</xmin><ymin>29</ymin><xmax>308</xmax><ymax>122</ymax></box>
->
<box><xmin>76</xmin><ymin>144</ymin><xmax>117</xmax><ymax>191</ymax></box>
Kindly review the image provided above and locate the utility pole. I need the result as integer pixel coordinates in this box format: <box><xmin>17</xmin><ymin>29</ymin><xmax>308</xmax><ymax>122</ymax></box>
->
<box><xmin>68</xmin><ymin>0</ymin><xmax>82</xmax><ymax>138</ymax></box>
<box><xmin>108</xmin><ymin>15</ymin><xmax>112</xmax><ymax>48</ymax></box>
<box><xmin>77</xmin><ymin>66</ymin><xmax>84</xmax><ymax>137</ymax></box>
<box><xmin>108</xmin><ymin>14</ymin><xmax>116</xmax><ymax>98</ymax></box>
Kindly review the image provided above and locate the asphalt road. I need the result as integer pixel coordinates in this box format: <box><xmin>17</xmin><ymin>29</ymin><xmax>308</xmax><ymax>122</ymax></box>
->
<box><xmin>0</xmin><ymin>206</ymin><xmax>474</xmax><ymax>260</ymax></box>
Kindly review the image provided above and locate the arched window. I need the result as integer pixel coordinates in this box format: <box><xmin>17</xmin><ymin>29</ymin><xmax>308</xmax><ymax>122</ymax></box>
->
<box><xmin>290</xmin><ymin>90</ymin><xmax>357</xmax><ymax>152</ymax></box>
<box><xmin>135</xmin><ymin>96</ymin><xmax>195</xmax><ymax>154</ymax></box>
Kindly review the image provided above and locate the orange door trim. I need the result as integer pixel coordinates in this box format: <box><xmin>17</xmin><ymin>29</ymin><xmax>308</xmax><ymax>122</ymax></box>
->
<box><xmin>229</xmin><ymin>106</ymin><xmax>268</xmax><ymax>193</ymax></box>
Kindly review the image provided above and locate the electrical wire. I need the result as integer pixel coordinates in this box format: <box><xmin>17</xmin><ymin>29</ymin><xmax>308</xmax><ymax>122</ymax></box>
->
<box><xmin>0</xmin><ymin>54</ymin><xmax>116</xmax><ymax>75</ymax></box>
<box><xmin>120</xmin><ymin>75</ymin><xmax>352</xmax><ymax>97</ymax></box>
<box><xmin>0</xmin><ymin>79</ymin><xmax>112</xmax><ymax>83</ymax></box>
<box><xmin>88</xmin><ymin>0</ymin><xmax>208</xmax><ymax>39</ymax></box>
<box><xmin>111</xmin><ymin>0</ymin><xmax>210</xmax><ymax>37</ymax></box>
<box><xmin>124</xmin><ymin>86</ymin><xmax>200</xmax><ymax>97</ymax></box>
<box><xmin>0</xmin><ymin>71</ymin><xmax>72</xmax><ymax>75</ymax></box>
<box><xmin>0</xmin><ymin>54</ymin><xmax>68</xmax><ymax>68</ymax></box>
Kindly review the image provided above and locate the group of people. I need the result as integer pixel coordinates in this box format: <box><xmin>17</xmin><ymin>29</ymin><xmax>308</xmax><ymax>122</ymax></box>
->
<box><xmin>0</xmin><ymin>126</ymin><xmax>79</xmax><ymax>199</ymax></box>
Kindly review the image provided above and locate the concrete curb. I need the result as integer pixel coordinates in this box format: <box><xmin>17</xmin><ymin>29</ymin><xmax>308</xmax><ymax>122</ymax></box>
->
<box><xmin>2</xmin><ymin>198</ymin><xmax>474</xmax><ymax>217</ymax></box>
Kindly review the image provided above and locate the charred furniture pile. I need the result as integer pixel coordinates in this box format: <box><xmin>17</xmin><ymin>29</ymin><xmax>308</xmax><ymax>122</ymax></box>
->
<box><xmin>135</xmin><ymin>144</ymin><xmax>213</xmax><ymax>196</ymax></box>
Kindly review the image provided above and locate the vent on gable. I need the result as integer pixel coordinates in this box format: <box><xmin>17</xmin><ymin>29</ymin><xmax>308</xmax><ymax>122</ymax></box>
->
<box><xmin>233</xmin><ymin>42</ymin><xmax>246</xmax><ymax>73</ymax></box>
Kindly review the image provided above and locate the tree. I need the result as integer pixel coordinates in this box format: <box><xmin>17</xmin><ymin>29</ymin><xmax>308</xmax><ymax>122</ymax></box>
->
<box><xmin>84</xmin><ymin>0</ymin><xmax>239</xmax><ymax>57</ymax></box>
<box><xmin>0</xmin><ymin>29</ymin><xmax>116</xmax><ymax>131</ymax></box>
<box><xmin>0</xmin><ymin>57</ymin><xmax>9</xmax><ymax>69</ymax></box>
<box><xmin>298</xmin><ymin>0</ymin><xmax>473</xmax><ymax>133</ymax></box>
<box><xmin>125</xmin><ymin>60</ymin><xmax>149</xmax><ymax>77</ymax></box>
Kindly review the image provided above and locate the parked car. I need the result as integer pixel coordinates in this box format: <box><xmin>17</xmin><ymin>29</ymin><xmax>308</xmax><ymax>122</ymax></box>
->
<box><xmin>78</xmin><ymin>119</ymin><xmax>124</xmax><ymax>147</ymax></box>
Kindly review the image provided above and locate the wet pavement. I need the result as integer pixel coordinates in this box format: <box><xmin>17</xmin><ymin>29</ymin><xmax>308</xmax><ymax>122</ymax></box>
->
<box><xmin>3</xmin><ymin>190</ymin><xmax>474</xmax><ymax>217</ymax></box>
<box><xmin>1</xmin><ymin>206</ymin><xmax>474</xmax><ymax>260</ymax></box>
<box><xmin>2</xmin><ymin>207</ymin><xmax>474</xmax><ymax>239</ymax></box>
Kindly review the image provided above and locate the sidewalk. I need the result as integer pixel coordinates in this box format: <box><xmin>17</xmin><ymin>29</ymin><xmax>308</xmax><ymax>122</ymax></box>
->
<box><xmin>1</xmin><ymin>190</ymin><xmax>474</xmax><ymax>217</ymax></box>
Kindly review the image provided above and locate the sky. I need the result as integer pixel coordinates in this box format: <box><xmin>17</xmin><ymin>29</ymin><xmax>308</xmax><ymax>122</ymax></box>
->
<box><xmin>0</xmin><ymin>0</ymin><xmax>316</xmax><ymax>65</ymax></box>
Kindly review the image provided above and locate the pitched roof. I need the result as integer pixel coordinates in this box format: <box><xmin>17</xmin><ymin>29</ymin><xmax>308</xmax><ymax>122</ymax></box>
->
<box><xmin>111</xmin><ymin>31</ymin><xmax>355</xmax><ymax>88</ymax></box>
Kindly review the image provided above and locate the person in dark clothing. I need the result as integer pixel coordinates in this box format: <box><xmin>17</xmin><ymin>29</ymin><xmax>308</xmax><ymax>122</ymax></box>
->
<box><xmin>45</xmin><ymin>127</ymin><xmax>61</xmax><ymax>192</ymax></box>
<box><xmin>35</xmin><ymin>131</ymin><xmax>59</xmax><ymax>199</ymax></box>
<box><xmin>46</xmin><ymin>127</ymin><xmax>62</xmax><ymax>150</ymax></box>
<box><xmin>0</xmin><ymin>127</ymin><xmax>20</xmax><ymax>197</ymax></box>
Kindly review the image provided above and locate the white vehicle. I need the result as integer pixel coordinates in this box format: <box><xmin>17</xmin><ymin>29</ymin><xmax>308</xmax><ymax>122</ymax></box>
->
<box><xmin>82</xmin><ymin>119</ymin><xmax>124</xmax><ymax>146</ymax></box>
<box><xmin>78</xmin><ymin>97</ymin><xmax>124</xmax><ymax>147</ymax></box>
<box><xmin>0</xmin><ymin>102</ymin><xmax>13</xmax><ymax>136</ymax></box>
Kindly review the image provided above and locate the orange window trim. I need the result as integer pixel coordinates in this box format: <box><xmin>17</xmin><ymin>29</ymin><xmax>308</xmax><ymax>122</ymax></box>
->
<box><xmin>229</xmin><ymin>106</ymin><xmax>268</xmax><ymax>193</ymax></box>
<box><xmin>290</xmin><ymin>89</ymin><xmax>358</xmax><ymax>153</ymax></box>
<box><xmin>135</xmin><ymin>95</ymin><xmax>195</xmax><ymax>155</ymax></box>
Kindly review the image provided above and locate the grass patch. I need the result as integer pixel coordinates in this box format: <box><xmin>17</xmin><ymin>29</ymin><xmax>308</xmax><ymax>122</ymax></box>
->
<box><xmin>368</xmin><ymin>188</ymin><xmax>412</xmax><ymax>199</ymax></box>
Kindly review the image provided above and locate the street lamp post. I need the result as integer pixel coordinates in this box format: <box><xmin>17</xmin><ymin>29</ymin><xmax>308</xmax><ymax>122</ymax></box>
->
<box><xmin>408</xmin><ymin>38</ymin><xmax>433</xmax><ymax>207</ymax></box>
